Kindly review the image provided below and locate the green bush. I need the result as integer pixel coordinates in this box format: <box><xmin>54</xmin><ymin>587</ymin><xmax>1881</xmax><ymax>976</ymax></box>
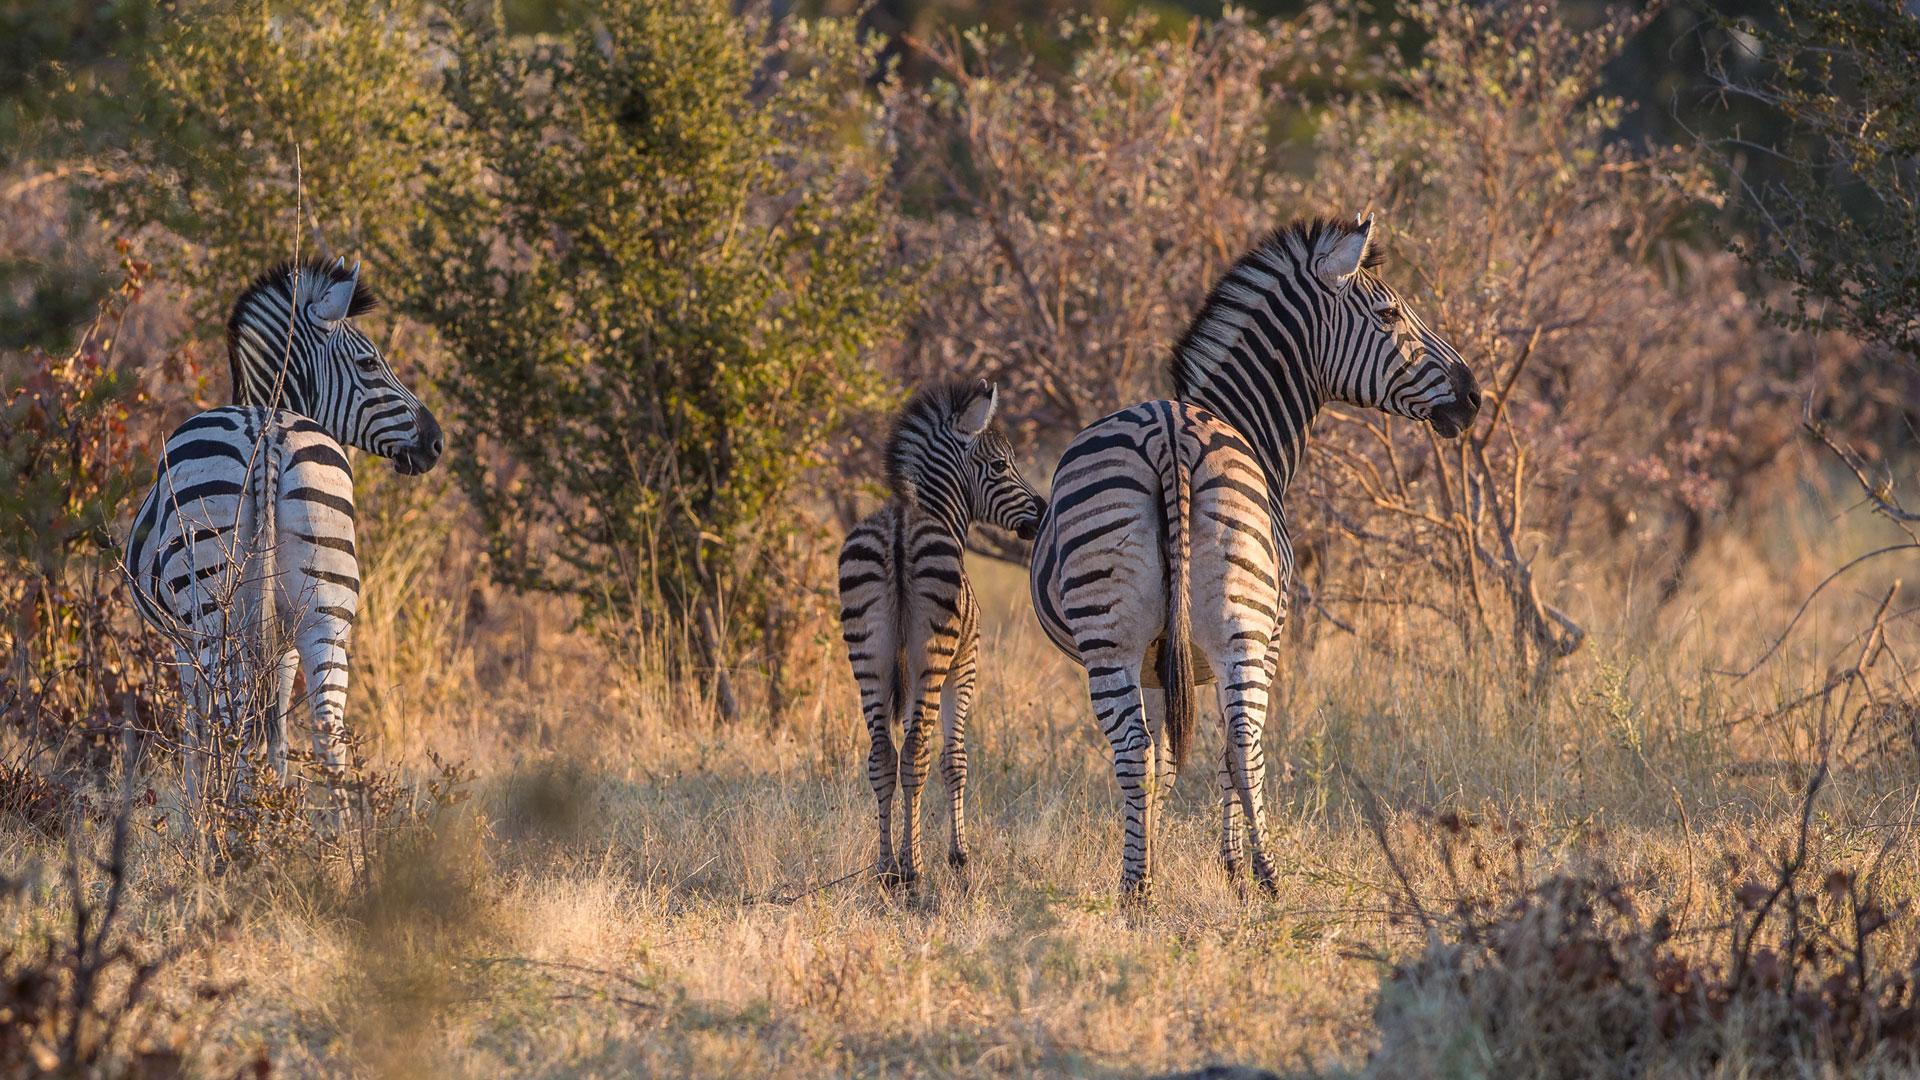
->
<box><xmin>1711</xmin><ymin>0</ymin><xmax>1920</xmax><ymax>364</ymax></box>
<box><xmin>414</xmin><ymin>3</ymin><xmax>904</xmax><ymax>662</ymax></box>
<box><xmin>115</xmin><ymin>1</ymin><xmax>907</xmax><ymax>705</ymax></box>
<box><xmin>111</xmin><ymin>0</ymin><xmax>451</xmax><ymax>316</ymax></box>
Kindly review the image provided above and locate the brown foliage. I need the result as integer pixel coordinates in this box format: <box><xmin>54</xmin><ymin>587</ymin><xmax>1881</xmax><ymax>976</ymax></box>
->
<box><xmin>1362</xmin><ymin>768</ymin><xmax>1920</xmax><ymax>1078</ymax></box>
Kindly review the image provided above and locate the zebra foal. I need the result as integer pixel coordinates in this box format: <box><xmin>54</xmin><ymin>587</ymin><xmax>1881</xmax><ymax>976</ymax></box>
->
<box><xmin>125</xmin><ymin>258</ymin><xmax>442</xmax><ymax>814</ymax></box>
<box><xmin>838</xmin><ymin>380</ymin><xmax>1041</xmax><ymax>887</ymax></box>
<box><xmin>1030</xmin><ymin>215</ymin><xmax>1481</xmax><ymax>900</ymax></box>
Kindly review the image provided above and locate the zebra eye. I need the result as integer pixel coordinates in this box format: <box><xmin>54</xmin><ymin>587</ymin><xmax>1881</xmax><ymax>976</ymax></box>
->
<box><xmin>354</xmin><ymin>354</ymin><xmax>380</xmax><ymax>373</ymax></box>
<box><xmin>1378</xmin><ymin>305</ymin><xmax>1402</xmax><ymax>326</ymax></box>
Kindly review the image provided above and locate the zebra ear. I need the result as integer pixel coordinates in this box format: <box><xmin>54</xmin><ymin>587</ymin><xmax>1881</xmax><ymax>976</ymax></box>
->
<box><xmin>308</xmin><ymin>259</ymin><xmax>358</xmax><ymax>326</ymax></box>
<box><xmin>954</xmin><ymin>380</ymin><xmax>998</xmax><ymax>437</ymax></box>
<box><xmin>1314</xmin><ymin>214</ymin><xmax>1373</xmax><ymax>288</ymax></box>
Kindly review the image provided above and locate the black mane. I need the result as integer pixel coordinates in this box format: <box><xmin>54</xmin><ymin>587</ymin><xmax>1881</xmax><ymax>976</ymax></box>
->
<box><xmin>226</xmin><ymin>258</ymin><xmax>380</xmax><ymax>346</ymax></box>
<box><xmin>884</xmin><ymin>379</ymin><xmax>981</xmax><ymax>497</ymax></box>
<box><xmin>1171</xmin><ymin>217</ymin><xmax>1383</xmax><ymax>398</ymax></box>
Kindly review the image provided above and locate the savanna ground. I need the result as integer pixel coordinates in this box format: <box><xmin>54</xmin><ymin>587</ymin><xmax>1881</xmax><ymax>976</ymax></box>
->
<box><xmin>6</xmin><ymin>465</ymin><xmax>1917</xmax><ymax>1077</ymax></box>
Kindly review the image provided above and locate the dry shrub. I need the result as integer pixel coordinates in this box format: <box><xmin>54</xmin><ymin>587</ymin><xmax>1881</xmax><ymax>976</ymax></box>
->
<box><xmin>1294</xmin><ymin>1</ymin><xmax>1866</xmax><ymax>682</ymax></box>
<box><xmin>0</xmin><ymin>253</ymin><xmax>185</xmax><ymax>786</ymax></box>
<box><xmin>1362</xmin><ymin>769</ymin><xmax>1920</xmax><ymax>1078</ymax></box>
<box><xmin>887</xmin><ymin>7</ymin><xmax>1348</xmax><ymax>447</ymax></box>
<box><xmin>887</xmin><ymin>1</ymin><xmax>1868</xmax><ymax>685</ymax></box>
<box><xmin>0</xmin><ymin>807</ymin><xmax>257</xmax><ymax>1080</ymax></box>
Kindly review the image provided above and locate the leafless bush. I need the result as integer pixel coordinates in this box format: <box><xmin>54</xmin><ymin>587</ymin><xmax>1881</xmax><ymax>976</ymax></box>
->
<box><xmin>0</xmin><ymin>802</ymin><xmax>258</xmax><ymax>1080</ymax></box>
<box><xmin>886</xmin><ymin>8</ymin><xmax>1350</xmax><ymax>449</ymax></box>
<box><xmin>1360</xmin><ymin>767</ymin><xmax>1920</xmax><ymax>1078</ymax></box>
<box><xmin>1295</xmin><ymin>1</ymin><xmax>1860</xmax><ymax>681</ymax></box>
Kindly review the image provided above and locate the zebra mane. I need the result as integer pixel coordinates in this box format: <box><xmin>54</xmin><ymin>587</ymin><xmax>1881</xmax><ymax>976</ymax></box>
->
<box><xmin>226</xmin><ymin>259</ymin><xmax>380</xmax><ymax>346</ymax></box>
<box><xmin>884</xmin><ymin>379</ymin><xmax>992</xmax><ymax>500</ymax></box>
<box><xmin>1170</xmin><ymin>217</ymin><xmax>1385</xmax><ymax>399</ymax></box>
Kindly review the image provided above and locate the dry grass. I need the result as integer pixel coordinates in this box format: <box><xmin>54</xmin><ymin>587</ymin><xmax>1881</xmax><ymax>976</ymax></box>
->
<box><xmin>3</xmin><ymin>471</ymin><xmax>1918</xmax><ymax>1079</ymax></box>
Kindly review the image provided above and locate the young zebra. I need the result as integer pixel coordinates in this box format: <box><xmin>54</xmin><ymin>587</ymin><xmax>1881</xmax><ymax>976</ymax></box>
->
<box><xmin>1029</xmin><ymin>215</ymin><xmax>1481</xmax><ymax>900</ymax></box>
<box><xmin>125</xmin><ymin>258</ymin><xmax>442</xmax><ymax>812</ymax></box>
<box><xmin>838</xmin><ymin>380</ymin><xmax>1042</xmax><ymax>887</ymax></box>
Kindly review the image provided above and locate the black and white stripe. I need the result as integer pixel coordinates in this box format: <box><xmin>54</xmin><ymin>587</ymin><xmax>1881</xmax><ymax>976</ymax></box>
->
<box><xmin>126</xmin><ymin>258</ymin><xmax>443</xmax><ymax>811</ymax></box>
<box><xmin>838</xmin><ymin>380</ymin><xmax>1041</xmax><ymax>888</ymax></box>
<box><xmin>1029</xmin><ymin>215</ymin><xmax>1481</xmax><ymax>899</ymax></box>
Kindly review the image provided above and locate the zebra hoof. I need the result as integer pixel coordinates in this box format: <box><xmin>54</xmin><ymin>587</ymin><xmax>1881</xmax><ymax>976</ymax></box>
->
<box><xmin>948</xmin><ymin>848</ymin><xmax>970</xmax><ymax>871</ymax></box>
<box><xmin>877</xmin><ymin>859</ymin><xmax>907</xmax><ymax>888</ymax></box>
<box><xmin>1255</xmin><ymin>874</ymin><xmax>1279</xmax><ymax>899</ymax></box>
<box><xmin>1121</xmin><ymin>877</ymin><xmax>1153</xmax><ymax>909</ymax></box>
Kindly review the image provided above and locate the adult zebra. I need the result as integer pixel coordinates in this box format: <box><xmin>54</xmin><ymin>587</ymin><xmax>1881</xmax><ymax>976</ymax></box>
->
<box><xmin>1029</xmin><ymin>215</ymin><xmax>1480</xmax><ymax>900</ymax></box>
<box><xmin>125</xmin><ymin>257</ymin><xmax>442</xmax><ymax>812</ymax></box>
<box><xmin>838</xmin><ymin>380</ymin><xmax>1041</xmax><ymax>888</ymax></box>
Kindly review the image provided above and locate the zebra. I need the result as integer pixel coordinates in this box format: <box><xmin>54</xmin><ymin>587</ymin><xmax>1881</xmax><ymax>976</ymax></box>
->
<box><xmin>1028</xmin><ymin>215</ymin><xmax>1481</xmax><ymax>900</ymax></box>
<box><xmin>838</xmin><ymin>379</ymin><xmax>1042</xmax><ymax>888</ymax></box>
<box><xmin>124</xmin><ymin>257</ymin><xmax>443</xmax><ymax>814</ymax></box>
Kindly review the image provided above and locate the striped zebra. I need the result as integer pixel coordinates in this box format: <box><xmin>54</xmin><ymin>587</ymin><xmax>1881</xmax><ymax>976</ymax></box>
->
<box><xmin>838</xmin><ymin>380</ymin><xmax>1042</xmax><ymax>887</ymax></box>
<box><xmin>1029</xmin><ymin>216</ymin><xmax>1481</xmax><ymax>900</ymax></box>
<box><xmin>125</xmin><ymin>258</ymin><xmax>443</xmax><ymax>813</ymax></box>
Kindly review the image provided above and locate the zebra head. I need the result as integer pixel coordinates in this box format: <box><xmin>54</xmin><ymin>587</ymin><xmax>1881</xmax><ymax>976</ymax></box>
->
<box><xmin>888</xmin><ymin>379</ymin><xmax>1043</xmax><ymax>540</ymax></box>
<box><xmin>1309</xmin><ymin>214</ymin><xmax>1481</xmax><ymax>438</ymax></box>
<box><xmin>226</xmin><ymin>258</ymin><xmax>445</xmax><ymax>474</ymax></box>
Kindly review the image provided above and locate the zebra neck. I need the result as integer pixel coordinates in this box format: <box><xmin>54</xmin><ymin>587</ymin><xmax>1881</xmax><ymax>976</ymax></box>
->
<box><xmin>897</xmin><ymin>484</ymin><xmax>969</xmax><ymax>542</ymax></box>
<box><xmin>231</xmin><ymin>343</ymin><xmax>310</xmax><ymax>416</ymax></box>
<box><xmin>1178</xmin><ymin>367</ymin><xmax>1321</xmax><ymax>498</ymax></box>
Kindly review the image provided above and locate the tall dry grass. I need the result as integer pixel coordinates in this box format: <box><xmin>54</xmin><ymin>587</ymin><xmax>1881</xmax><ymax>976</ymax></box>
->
<box><xmin>4</xmin><ymin>450</ymin><xmax>1915</xmax><ymax>1077</ymax></box>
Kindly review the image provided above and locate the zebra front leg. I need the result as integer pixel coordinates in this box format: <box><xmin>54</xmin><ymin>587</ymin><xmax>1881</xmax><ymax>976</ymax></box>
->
<box><xmin>1088</xmin><ymin>661</ymin><xmax>1154</xmax><ymax>901</ymax></box>
<box><xmin>939</xmin><ymin>635</ymin><xmax>978</xmax><ymax>871</ymax></box>
<box><xmin>863</xmin><ymin>697</ymin><xmax>902</xmax><ymax>885</ymax></box>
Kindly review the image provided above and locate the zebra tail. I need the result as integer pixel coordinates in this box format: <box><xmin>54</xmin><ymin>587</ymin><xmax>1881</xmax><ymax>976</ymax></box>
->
<box><xmin>1158</xmin><ymin>409</ymin><xmax>1195</xmax><ymax>771</ymax></box>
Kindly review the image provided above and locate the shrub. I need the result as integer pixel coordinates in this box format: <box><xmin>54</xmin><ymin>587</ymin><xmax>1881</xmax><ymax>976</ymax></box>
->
<box><xmin>886</xmin><ymin>8</ymin><xmax>1343</xmax><ymax>447</ymax></box>
<box><xmin>1360</xmin><ymin>769</ymin><xmax>1920</xmax><ymax>1078</ymax></box>
<box><xmin>0</xmin><ymin>253</ymin><xmax>172</xmax><ymax>768</ymax></box>
<box><xmin>413</xmin><ymin>2</ymin><xmax>904</xmax><ymax>710</ymax></box>
<box><xmin>1297</xmin><ymin>1</ymin><xmax>1845</xmax><ymax>679</ymax></box>
<box><xmin>110</xmin><ymin>0</ymin><xmax>451</xmax><ymax>316</ymax></box>
<box><xmin>1708</xmin><ymin>0</ymin><xmax>1920</xmax><ymax>365</ymax></box>
<box><xmin>121</xmin><ymin>2</ymin><xmax>907</xmax><ymax>715</ymax></box>
<box><xmin>0</xmin><ymin>806</ymin><xmax>251</xmax><ymax>1079</ymax></box>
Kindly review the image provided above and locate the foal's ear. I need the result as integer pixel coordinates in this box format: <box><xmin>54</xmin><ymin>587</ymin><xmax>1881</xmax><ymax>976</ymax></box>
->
<box><xmin>1314</xmin><ymin>213</ymin><xmax>1375</xmax><ymax>289</ymax></box>
<box><xmin>954</xmin><ymin>380</ymin><xmax>999</xmax><ymax>437</ymax></box>
<box><xmin>309</xmin><ymin>257</ymin><xmax>360</xmax><ymax>326</ymax></box>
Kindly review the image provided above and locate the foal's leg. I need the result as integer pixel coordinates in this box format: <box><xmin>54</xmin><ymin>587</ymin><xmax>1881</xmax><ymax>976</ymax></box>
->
<box><xmin>939</xmin><ymin>630</ymin><xmax>979</xmax><ymax>870</ymax></box>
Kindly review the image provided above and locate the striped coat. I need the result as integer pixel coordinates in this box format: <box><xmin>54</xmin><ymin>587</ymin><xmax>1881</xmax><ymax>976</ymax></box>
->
<box><xmin>839</xmin><ymin>380</ymin><xmax>1041</xmax><ymax>888</ymax></box>
<box><xmin>1030</xmin><ymin>216</ymin><xmax>1482</xmax><ymax>899</ymax></box>
<box><xmin>125</xmin><ymin>259</ymin><xmax>441</xmax><ymax>814</ymax></box>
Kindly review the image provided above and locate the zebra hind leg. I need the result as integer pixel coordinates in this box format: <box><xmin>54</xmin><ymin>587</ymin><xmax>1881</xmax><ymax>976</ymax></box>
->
<box><xmin>1219</xmin><ymin>743</ymin><xmax>1246</xmax><ymax>894</ymax></box>
<box><xmin>938</xmin><ymin>633</ymin><xmax>978</xmax><ymax>872</ymax></box>
<box><xmin>268</xmin><ymin>648</ymin><xmax>296</xmax><ymax>783</ymax></box>
<box><xmin>896</xmin><ymin>671</ymin><xmax>947</xmax><ymax>892</ymax></box>
<box><xmin>1221</xmin><ymin>671</ymin><xmax>1278</xmax><ymax>897</ymax></box>
<box><xmin>863</xmin><ymin>694</ymin><xmax>903</xmax><ymax>886</ymax></box>
<box><xmin>1087</xmin><ymin>660</ymin><xmax>1154</xmax><ymax>903</ymax></box>
<box><xmin>296</xmin><ymin>625</ymin><xmax>355</xmax><ymax>831</ymax></box>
